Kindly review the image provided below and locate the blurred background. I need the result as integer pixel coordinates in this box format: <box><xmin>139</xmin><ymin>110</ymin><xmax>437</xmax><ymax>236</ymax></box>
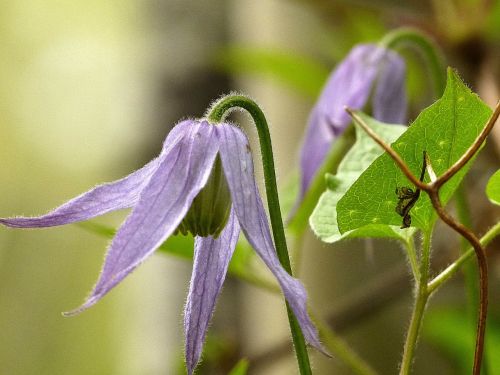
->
<box><xmin>1</xmin><ymin>0</ymin><xmax>500</xmax><ymax>374</ymax></box>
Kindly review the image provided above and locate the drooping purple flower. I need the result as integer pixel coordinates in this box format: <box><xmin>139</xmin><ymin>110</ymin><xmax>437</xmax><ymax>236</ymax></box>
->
<box><xmin>0</xmin><ymin>119</ymin><xmax>323</xmax><ymax>374</ymax></box>
<box><xmin>299</xmin><ymin>43</ymin><xmax>407</xmax><ymax>200</ymax></box>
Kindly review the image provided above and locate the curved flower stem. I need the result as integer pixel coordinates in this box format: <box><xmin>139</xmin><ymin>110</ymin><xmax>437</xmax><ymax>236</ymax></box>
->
<box><xmin>400</xmin><ymin>228</ymin><xmax>433</xmax><ymax>375</ymax></box>
<box><xmin>379</xmin><ymin>27</ymin><xmax>446</xmax><ymax>97</ymax></box>
<box><xmin>207</xmin><ymin>95</ymin><xmax>312</xmax><ymax>375</ymax></box>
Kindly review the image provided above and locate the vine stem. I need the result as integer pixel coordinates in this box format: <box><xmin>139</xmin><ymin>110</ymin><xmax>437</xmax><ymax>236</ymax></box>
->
<box><xmin>428</xmin><ymin>221</ymin><xmax>500</xmax><ymax>292</ymax></box>
<box><xmin>400</xmin><ymin>229</ymin><xmax>433</xmax><ymax>375</ymax></box>
<box><xmin>347</xmin><ymin>103</ymin><xmax>500</xmax><ymax>375</ymax></box>
<box><xmin>379</xmin><ymin>27</ymin><xmax>446</xmax><ymax>96</ymax></box>
<box><xmin>405</xmin><ymin>236</ymin><xmax>420</xmax><ymax>283</ymax></box>
<box><xmin>455</xmin><ymin>185</ymin><xmax>488</xmax><ymax>374</ymax></box>
<box><xmin>206</xmin><ymin>95</ymin><xmax>312</xmax><ymax>375</ymax></box>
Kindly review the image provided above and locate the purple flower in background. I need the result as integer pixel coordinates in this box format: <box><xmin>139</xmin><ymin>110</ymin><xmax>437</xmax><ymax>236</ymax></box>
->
<box><xmin>299</xmin><ymin>44</ymin><xmax>407</xmax><ymax>200</ymax></box>
<box><xmin>0</xmin><ymin>120</ymin><xmax>322</xmax><ymax>374</ymax></box>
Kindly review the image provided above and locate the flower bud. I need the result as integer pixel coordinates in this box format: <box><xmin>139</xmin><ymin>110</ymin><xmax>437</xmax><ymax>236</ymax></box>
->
<box><xmin>176</xmin><ymin>155</ymin><xmax>231</xmax><ymax>238</ymax></box>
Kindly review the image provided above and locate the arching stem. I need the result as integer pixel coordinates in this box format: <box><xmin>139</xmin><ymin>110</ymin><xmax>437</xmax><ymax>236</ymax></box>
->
<box><xmin>207</xmin><ymin>95</ymin><xmax>312</xmax><ymax>375</ymax></box>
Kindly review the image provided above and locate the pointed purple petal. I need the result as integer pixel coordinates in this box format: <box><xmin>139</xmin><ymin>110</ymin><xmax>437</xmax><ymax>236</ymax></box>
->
<box><xmin>298</xmin><ymin>106</ymin><xmax>335</xmax><ymax>199</ymax></box>
<box><xmin>373</xmin><ymin>50</ymin><xmax>407</xmax><ymax>124</ymax></box>
<box><xmin>184</xmin><ymin>209</ymin><xmax>240</xmax><ymax>375</ymax></box>
<box><xmin>65</xmin><ymin>120</ymin><xmax>219</xmax><ymax>315</ymax></box>
<box><xmin>0</xmin><ymin>120</ymin><xmax>193</xmax><ymax>228</ymax></box>
<box><xmin>216</xmin><ymin>124</ymin><xmax>324</xmax><ymax>352</ymax></box>
<box><xmin>317</xmin><ymin>44</ymin><xmax>385</xmax><ymax>133</ymax></box>
<box><xmin>298</xmin><ymin>44</ymin><xmax>386</xmax><ymax>197</ymax></box>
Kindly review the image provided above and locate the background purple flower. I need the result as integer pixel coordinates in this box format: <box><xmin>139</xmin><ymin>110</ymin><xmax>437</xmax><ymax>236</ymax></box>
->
<box><xmin>1</xmin><ymin>119</ymin><xmax>323</xmax><ymax>374</ymax></box>
<box><xmin>299</xmin><ymin>44</ymin><xmax>407</xmax><ymax>201</ymax></box>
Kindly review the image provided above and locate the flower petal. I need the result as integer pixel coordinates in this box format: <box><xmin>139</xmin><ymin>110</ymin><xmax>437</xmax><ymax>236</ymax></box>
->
<box><xmin>299</xmin><ymin>106</ymin><xmax>335</xmax><ymax>198</ymax></box>
<box><xmin>298</xmin><ymin>44</ymin><xmax>386</xmax><ymax>198</ymax></box>
<box><xmin>65</xmin><ymin>120</ymin><xmax>219</xmax><ymax>315</ymax></box>
<box><xmin>373</xmin><ymin>50</ymin><xmax>407</xmax><ymax>124</ymax></box>
<box><xmin>317</xmin><ymin>44</ymin><xmax>385</xmax><ymax>133</ymax></box>
<box><xmin>184</xmin><ymin>209</ymin><xmax>240</xmax><ymax>375</ymax></box>
<box><xmin>0</xmin><ymin>120</ymin><xmax>192</xmax><ymax>228</ymax></box>
<box><xmin>217</xmin><ymin>124</ymin><xmax>324</xmax><ymax>352</ymax></box>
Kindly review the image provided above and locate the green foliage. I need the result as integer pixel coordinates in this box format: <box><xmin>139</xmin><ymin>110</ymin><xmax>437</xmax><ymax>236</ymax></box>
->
<box><xmin>228</xmin><ymin>359</ymin><xmax>249</xmax><ymax>375</ymax></box>
<box><xmin>486</xmin><ymin>169</ymin><xmax>500</xmax><ymax>205</ymax></box>
<box><xmin>288</xmin><ymin>125</ymin><xmax>355</xmax><ymax>236</ymax></box>
<box><xmin>336</xmin><ymin>69</ymin><xmax>492</xmax><ymax>235</ymax></box>
<box><xmin>309</xmin><ymin>118</ymin><xmax>407</xmax><ymax>242</ymax></box>
<box><xmin>423</xmin><ymin>308</ymin><xmax>500</xmax><ymax>374</ymax></box>
<box><xmin>77</xmin><ymin>221</ymin><xmax>253</xmax><ymax>276</ymax></box>
<box><xmin>78</xmin><ymin>221</ymin><xmax>194</xmax><ymax>258</ymax></box>
<box><xmin>215</xmin><ymin>46</ymin><xmax>329</xmax><ymax>99</ymax></box>
<box><xmin>279</xmin><ymin>170</ymin><xmax>299</xmax><ymax>220</ymax></box>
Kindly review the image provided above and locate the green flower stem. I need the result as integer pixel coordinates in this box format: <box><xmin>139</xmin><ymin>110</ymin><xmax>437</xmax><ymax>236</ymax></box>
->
<box><xmin>241</xmin><ymin>272</ymin><xmax>380</xmax><ymax>375</ymax></box>
<box><xmin>313</xmin><ymin>314</ymin><xmax>378</xmax><ymax>375</ymax></box>
<box><xmin>379</xmin><ymin>27</ymin><xmax>446</xmax><ymax>97</ymax></box>
<box><xmin>288</xmin><ymin>124</ymin><xmax>355</xmax><ymax>236</ymax></box>
<box><xmin>404</xmin><ymin>236</ymin><xmax>420</xmax><ymax>283</ymax></box>
<box><xmin>207</xmin><ymin>95</ymin><xmax>312</xmax><ymax>375</ymax></box>
<box><xmin>428</xmin><ymin>221</ymin><xmax>500</xmax><ymax>293</ymax></box>
<box><xmin>399</xmin><ymin>228</ymin><xmax>433</xmax><ymax>375</ymax></box>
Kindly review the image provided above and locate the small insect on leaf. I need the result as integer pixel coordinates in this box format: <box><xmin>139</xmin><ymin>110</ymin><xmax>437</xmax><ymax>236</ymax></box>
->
<box><xmin>395</xmin><ymin>187</ymin><xmax>416</xmax><ymax>215</ymax></box>
<box><xmin>395</xmin><ymin>186</ymin><xmax>418</xmax><ymax>228</ymax></box>
<box><xmin>394</xmin><ymin>151</ymin><xmax>427</xmax><ymax>229</ymax></box>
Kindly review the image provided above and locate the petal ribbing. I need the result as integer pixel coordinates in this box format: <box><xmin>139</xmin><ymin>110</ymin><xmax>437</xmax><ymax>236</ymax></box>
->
<box><xmin>299</xmin><ymin>44</ymin><xmax>386</xmax><ymax>198</ymax></box>
<box><xmin>184</xmin><ymin>209</ymin><xmax>240</xmax><ymax>375</ymax></box>
<box><xmin>65</xmin><ymin>120</ymin><xmax>219</xmax><ymax>315</ymax></box>
<box><xmin>317</xmin><ymin>44</ymin><xmax>385</xmax><ymax>133</ymax></box>
<box><xmin>373</xmin><ymin>50</ymin><xmax>407</xmax><ymax>124</ymax></box>
<box><xmin>217</xmin><ymin>124</ymin><xmax>324</xmax><ymax>351</ymax></box>
<box><xmin>0</xmin><ymin>120</ymin><xmax>192</xmax><ymax>228</ymax></box>
<box><xmin>298</xmin><ymin>106</ymin><xmax>335</xmax><ymax>198</ymax></box>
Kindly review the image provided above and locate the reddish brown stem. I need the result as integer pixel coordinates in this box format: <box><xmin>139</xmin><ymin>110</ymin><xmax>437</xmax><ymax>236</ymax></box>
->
<box><xmin>434</xmin><ymin>102</ymin><xmax>500</xmax><ymax>188</ymax></box>
<box><xmin>346</xmin><ymin>106</ymin><xmax>497</xmax><ymax>375</ymax></box>
<box><xmin>429</xmin><ymin>193</ymin><xmax>488</xmax><ymax>374</ymax></box>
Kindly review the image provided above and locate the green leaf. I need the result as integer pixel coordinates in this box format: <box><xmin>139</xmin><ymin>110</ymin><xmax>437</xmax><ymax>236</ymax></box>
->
<box><xmin>78</xmin><ymin>221</ymin><xmax>194</xmax><ymax>258</ymax></box>
<box><xmin>310</xmin><ymin>118</ymin><xmax>407</xmax><ymax>242</ymax></box>
<box><xmin>77</xmin><ymin>221</ymin><xmax>253</xmax><ymax>276</ymax></box>
<box><xmin>288</xmin><ymin>125</ymin><xmax>356</xmax><ymax>236</ymax></box>
<box><xmin>214</xmin><ymin>46</ymin><xmax>329</xmax><ymax>99</ymax></box>
<box><xmin>486</xmin><ymin>169</ymin><xmax>500</xmax><ymax>205</ymax></box>
<box><xmin>228</xmin><ymin>359</ymin><xmax>249</xmax><ymax>375</ymax></box>
<box><xmin>337</xmin><ymin>69</ymin><xmax>492</xmax><ymax>234</ymax></box>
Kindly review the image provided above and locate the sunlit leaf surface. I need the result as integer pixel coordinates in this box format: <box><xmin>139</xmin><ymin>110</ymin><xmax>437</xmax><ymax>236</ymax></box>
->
<box><xmin>310</xmin><ymin>118</ymin><xmax>406</xmax><ymax>242</ymax></box>
<box><xmin>337</xmin><ymin>69</ymin><xmax>492</xmax><ymax>234</ymax></box>
<box><xmin>486</xmin><ymin>169</ymin><xmax>500</xmax><ymax>205</ymax></box>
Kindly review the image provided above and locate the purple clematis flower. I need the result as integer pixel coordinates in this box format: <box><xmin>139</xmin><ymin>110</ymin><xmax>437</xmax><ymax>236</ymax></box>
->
<box><xmin>299</xmin><ymin>43</ymin><xmax>407</xmax><ymax>201</ymax></box>
<box><xmin>0</xmin><ymin>119</ymin><xmax>322</xmax><ymax>374</ymax></box>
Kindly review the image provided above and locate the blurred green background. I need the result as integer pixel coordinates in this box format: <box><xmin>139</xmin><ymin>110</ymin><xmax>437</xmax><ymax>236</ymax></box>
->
<box><xmin>1</xmin><ymin>1</ymin><xmax>500</xmax><ymax>374</ymax></box>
